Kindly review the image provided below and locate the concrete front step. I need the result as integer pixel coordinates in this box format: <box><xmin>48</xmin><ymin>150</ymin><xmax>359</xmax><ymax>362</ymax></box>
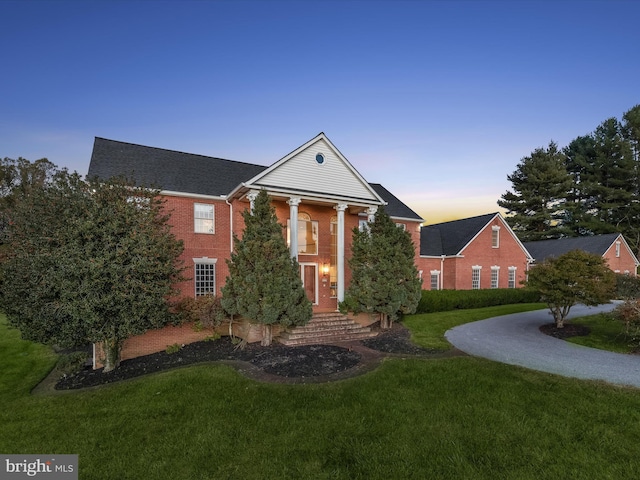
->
<box><xmin>277</xmin><ymin>313</ymin><xmax>377</xmax><ymax>346</ymax></box>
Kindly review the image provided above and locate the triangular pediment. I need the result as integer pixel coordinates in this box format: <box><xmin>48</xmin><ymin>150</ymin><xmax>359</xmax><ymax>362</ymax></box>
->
<box><xmin>245</xmin><ymin>133</ymin><xmax>384</xmax><ymax>205</ymax></box>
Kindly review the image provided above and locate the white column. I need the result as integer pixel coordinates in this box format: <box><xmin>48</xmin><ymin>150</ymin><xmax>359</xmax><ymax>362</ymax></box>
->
<box><xmin>246</xmin><ymin>190</ymin><xmax>259</xmax><ymax>213</ymax></box>
<box><xmin>335</xmin><ymin>203</ymin><xmax>348</xmax><ymax>302</ymax></box>
<box><xmin>288</xmin><ymin>197</ymin><xmax>301</xmax><ymax>260</ymax></box>
<box><xmin>366</xmin><ymin>206</ymin><xmax>377</xmax><ymax>222</ymax></box>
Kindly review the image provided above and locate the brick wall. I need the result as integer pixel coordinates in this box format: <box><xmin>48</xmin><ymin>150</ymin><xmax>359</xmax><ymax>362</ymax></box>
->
<box><xmin>603</xmin><ymin>236</ymin><xmax>638</xmax><ymax>275</ymax></box>
<box><xmin>416</xmin><ymin>217</ymin><xmax>530</xmax><ymax>290</ymax></box>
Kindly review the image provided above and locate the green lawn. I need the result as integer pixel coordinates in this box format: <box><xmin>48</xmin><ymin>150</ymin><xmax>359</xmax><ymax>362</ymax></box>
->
<box><xmin>4</xmin><ymin>308</ymin><xmax>640</xmax><ymax>479</ymax></box>
<box><xmin>566</xmin><ymin>312</ymin><xmax>635</xmax><ymax>353</ymax></box>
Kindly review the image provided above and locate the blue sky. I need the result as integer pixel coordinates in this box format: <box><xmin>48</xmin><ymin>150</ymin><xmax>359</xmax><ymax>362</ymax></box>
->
<box><xmin>2</xmin><ymin>0</ymin><xmax>639</xmax><ymax>223</ymax></box>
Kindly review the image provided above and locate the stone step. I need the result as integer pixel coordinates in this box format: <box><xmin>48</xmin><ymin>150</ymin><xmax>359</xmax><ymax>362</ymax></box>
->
<box><xmin>286</xmin><ymin>319</ymin><xmax>359</xmax><ymax>332</ymax></box>
<box><xmin>276</xmin><ymin>312</ymin><xmax>377</xmax><ymax>346</ymax></box>
<box><xmin>277</xmin><ymin>331</ymin><xmax>377</xmax><ymax>346</ymax></box>
<box><xmin>279</xmin><ymin>325</ymin><xmax>372</xmax><ymax>341</ymax></box>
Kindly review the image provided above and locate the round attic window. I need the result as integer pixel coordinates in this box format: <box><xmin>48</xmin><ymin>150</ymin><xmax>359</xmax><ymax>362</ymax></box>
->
<box><xmin>315</xmin><ymin>153</ymin><xmax>325</xmax><ymax>164</ymax></box>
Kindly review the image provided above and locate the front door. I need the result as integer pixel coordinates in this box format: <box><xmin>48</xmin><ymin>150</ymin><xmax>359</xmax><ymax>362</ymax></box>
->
<box><xmin>300</xmin><ymin>263</ymin><xmax>317</xmax><ymax>305</ymax></box>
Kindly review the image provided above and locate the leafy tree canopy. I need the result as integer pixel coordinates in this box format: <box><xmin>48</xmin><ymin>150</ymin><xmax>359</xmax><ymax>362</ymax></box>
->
<box><xmin>0</xmin><ymin>163</ymin><xmax>185</xmax><ymax>371</ymax></box>
<box><xmin>525</xmin><ymin>250</ymin><xmax>615</xmax><ymax>328</ymax></box>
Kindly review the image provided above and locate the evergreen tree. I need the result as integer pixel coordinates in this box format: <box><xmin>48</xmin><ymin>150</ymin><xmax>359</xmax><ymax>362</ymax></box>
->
<box><xmin>340</xmin><ymin>206</ymin><xmax>421</xmax><ymax>329</ymax></box>
<box><xmin>563</xmin><ymin>117</ymin><xmax>640</xmax><ymax>250</ymax></box>
<box><xmin>220</xmin><ymin>189</ymin><xmax>312</xmax><ymax>346</ymax></box>
<box><xmin>563</xmin><ymin>135</ymin><xmax>601</xmax><ymax>236</ymax></box>
<box><xmin>0</xmin><ymin>168</ymin><xmax>185</xmax><ymax>371</ymax></box>
<box><xmin>498</xmin><ymin>142</ymin><xmax>572</xmax><ymax>241</ymax></box>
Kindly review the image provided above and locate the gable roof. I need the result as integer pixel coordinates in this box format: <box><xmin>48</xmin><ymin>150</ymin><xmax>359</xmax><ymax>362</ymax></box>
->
<box><xmin>523</xmin><ymin>233</ymin><xmax>634</xmax><ymax>263</ymax></box>
<box><xmin>369</xmin><ymin>184</ymin><xmax>424</xmax><ymax>222</ymax></box>
<box><xmin>87</xmin><ymin>136</ymin><xmax>420</xmax><ymax>220</ymax></box>
<box><xmin>243</xmin><ymin>133</ymin><xmax>384</xmax><ymax>205</ymax></box>
<box><xmin>420</xmin><ymin>213</ymin><xmax>499</xmax><ymax>256</ymax></box>
<box><xmin>88</xmin><ymin>137</ymin><xmax>267</xmax><ymax>197</ymax></box>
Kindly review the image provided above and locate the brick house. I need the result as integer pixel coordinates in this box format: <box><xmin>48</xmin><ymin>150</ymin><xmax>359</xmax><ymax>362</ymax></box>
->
<box><xmin>417</xmin><ymin>212</ymin><xmax>533</xmax><ymax>290</ymax></box>
<box><xmin>523</xmin><ymin>233</ymin><xmax>639</xmax><ymax>275</ymax></box>
<box><xmin>88</xmin><ymin>133</ymin><xmax>424</xmax><ymax>314</ymax></box>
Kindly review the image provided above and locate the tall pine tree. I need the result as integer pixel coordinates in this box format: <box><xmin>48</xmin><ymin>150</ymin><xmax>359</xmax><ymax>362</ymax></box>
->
<box><xmin>220</xmin><ymin>189</ymin><xmax>312</xmax><ymax>346</ymax></box>
<box><xmin>340</xmin><ymin>206</ymin><xmax>421</xmax><ymax>329</ymax></box>
<box><xmin>498</xmin><ymin>142</ymin><xmax>572</xmax><ymax>241</ymax></box>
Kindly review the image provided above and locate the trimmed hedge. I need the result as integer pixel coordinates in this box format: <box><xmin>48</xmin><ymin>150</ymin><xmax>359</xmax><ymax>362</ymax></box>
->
<box><xmin>416</xmin><ymin>288</ymin><xmax>541</xmax><ymax>314</ymax></box>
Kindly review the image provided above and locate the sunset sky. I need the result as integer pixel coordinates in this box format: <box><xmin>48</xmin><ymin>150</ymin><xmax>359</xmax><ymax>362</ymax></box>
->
<box><xmin>2</xmin><ymin>0</ymin><xmax>639</xmax><ymax>224</ymax></box>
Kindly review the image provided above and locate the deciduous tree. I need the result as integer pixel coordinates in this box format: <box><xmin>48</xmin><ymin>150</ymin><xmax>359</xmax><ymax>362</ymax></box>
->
<box><xmin>0</xmin><ymin>168</ymin><xmax>185</xmax><ymax>371</ymax></box>
<box><xmin>526</xmin><ymin>250</ymin><xmax>615</xmax><ymax>328</ymax></box>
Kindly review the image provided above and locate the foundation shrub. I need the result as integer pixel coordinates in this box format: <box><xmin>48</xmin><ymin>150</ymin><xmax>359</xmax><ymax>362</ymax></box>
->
<box><xmin>416</xmin><ymin>288</ymin><xmax>541</xmax><ymax>314</ymax></box>
<box><xmin>56</xmin><ymin>351</ymin><xmax>89</xmax><ymax>376</ymax></box>
<box><xmin>174</xmin><ymin>295</ymin><xmax>226</xmax><ymax>329</ymax></box>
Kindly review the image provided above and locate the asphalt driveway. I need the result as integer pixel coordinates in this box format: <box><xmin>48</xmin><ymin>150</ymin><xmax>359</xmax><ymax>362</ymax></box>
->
<box><xmin>445</xmin><ymin>303</ymin><xmax>640</xmax><ymax>388</ymax></box>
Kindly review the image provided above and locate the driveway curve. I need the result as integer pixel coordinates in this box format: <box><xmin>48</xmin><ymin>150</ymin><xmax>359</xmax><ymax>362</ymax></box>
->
<box><xmin>445</xmin><ymin>303</ymin><xmax>640</xmax><ymax>388</ymax></box>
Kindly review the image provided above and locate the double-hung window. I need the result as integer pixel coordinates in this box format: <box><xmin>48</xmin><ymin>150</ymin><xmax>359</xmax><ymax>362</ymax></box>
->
<box><xmin>472</xmin><ymin>266</ymin><xmax>481</xmax><ymax>290</ymax></box>
<box><xmin>508</xmin><ymin>267</ymin><xmax>517</xmax><ymax>289</ymax></box>
<box><xmin>430</xmin><ymin>271</ymin><xmax>440</xmax><ymax>291</ymax></box>
<box><xmin>491</xmin><ymin>266</ymin><xmax>500</xmax><ymax>289</ymax></box>
<box><xmin>194</xmin><ymin>203</ymin><xmax>215</xmax><ymax>234</ymax></box>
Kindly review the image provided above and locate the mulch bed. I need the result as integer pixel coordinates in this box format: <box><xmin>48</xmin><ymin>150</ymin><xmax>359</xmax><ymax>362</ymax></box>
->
<box><xmin>54</xmin><ymin>323</ymin><xmax>440</xmax><ymax>390</ymax></box>
<box><xmin>539</xmin><ymin>323</ymin><xmax>591</xmax><ymax>339</ymax></box>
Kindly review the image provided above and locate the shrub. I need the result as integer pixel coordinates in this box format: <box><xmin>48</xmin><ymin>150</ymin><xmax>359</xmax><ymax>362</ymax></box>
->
<box><xmin>165</xmin><ymin>343</ymin><xmax>182</xmax><ymax>354</ymax></box>
<box><xmin>613</xmin><ymin>299</ymin><xmax>640</xmax><ymax>334</ymax></box>
<box><xmin>616</xmin><ymin>274</ymin><xmax>640</xmax><ymax>300</ymax></box>
<box><xmin>416</xmin><ymin>288</ymin><xmax>541</xmax><ymax>314</ymax></box>
<box><xmin>174</xmin><ymin>295</ymin><xmax>226</xmax><ymax>328</ymax></box>
<box><xmin>57</xmin><ymin>351</ymin><xmax>89</xmax><ymax>376</ymax></box>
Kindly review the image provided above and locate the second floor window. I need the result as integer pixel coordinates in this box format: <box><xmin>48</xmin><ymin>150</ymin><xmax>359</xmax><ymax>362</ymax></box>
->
<box><xmin>194</xmin><ymin>203</ymin><xmax>214</xmax><ymax>234</ymax></box>
<box><xmin>287</xmin><ymin>212</ymin><xmax>318</xmax><ymax>255</ymax></box>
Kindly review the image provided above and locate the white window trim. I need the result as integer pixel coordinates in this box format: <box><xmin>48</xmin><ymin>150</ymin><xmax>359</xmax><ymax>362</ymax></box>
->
<box><xmin>492</xmin><ymin>226</ymin><xmax>500</xmax><ymax>248</ymax></box>
<box><xmin>508</xmin><ymin>266</ymin><xmax>517</xmax><ymax>289</ymax></box>
<box><xmin>430</xmin><ymin>270</ymin><xmax>441</xmax><ymax>291</ymax></box>
<box><xmin>616</xmin><ymin>241</ymin><xmax>621</xmax><ymax>257</ymax></box>
<box><xmin>472</xmin><ymin>265</ymin><xmax>482</xmax><ymax>290</ymax></box>
<box><xmin>491</xmin><ymin>266</ymin><xmax>500</xmax><ymax>289</ymax></box>
<box><xmin>193</xmin><ymin>257</ymin><xmax>217</xmax><ymax>297</ymax></box>
<box><xmin>194</xmin><ymin>203</ymin><xmax>215</xmax><ymax>234</ymax></box>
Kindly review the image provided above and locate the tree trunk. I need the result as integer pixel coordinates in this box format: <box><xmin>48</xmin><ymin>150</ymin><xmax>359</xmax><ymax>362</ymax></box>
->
<box><xmin>261</xmin><ymin>324</ymin><xmax>273</xmax><ymax>346</ymax></box>
<box><xmin>380</xmin><ymin>313</ymin><xmax>393</xmax><ymax>330</ymax></box>
<box><xmin>102</xmin><ymin>338</ymin><xmax>121</xmax><ymax>372</ymax></box>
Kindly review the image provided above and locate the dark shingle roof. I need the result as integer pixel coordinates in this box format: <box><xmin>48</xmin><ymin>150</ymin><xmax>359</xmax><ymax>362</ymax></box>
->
<box><xmin>88</xmin><ymin>137</ymin><xmax>268</xmax><ymax>197</ymax></box>
<box><xmin>368</xmin><ymin>183</ymin><xmax>423</xmax><ymax>221</ymax></box>
<box><xmin>88</xmin><ymin>138</ymin><xmax>423</xmax><ymax>222</ymax></box>
<box><xmin>420</xmin><ymin>213</ymin><xmax>498</xmax><ymax>256</ymax></box>
<box><xmin>523</xmin><ymin>234</ymin><xmax>621</xmax><ymax>262</ymax></box>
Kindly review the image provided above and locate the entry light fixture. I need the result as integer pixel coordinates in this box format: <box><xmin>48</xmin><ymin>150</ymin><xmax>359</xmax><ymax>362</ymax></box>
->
<box><xmin>322</xmin><ymin>263</ymin><xmax>330</xmax><ymax>277</ymax></box>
